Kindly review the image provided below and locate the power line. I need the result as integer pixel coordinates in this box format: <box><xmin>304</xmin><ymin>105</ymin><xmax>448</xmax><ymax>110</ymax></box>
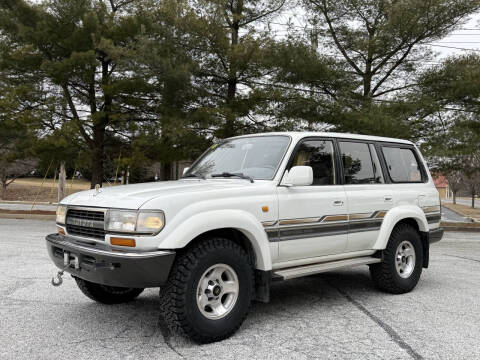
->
<box><xmin>427</xmin><ymin>44</ymin><xmax>480</xmax><ymax>52</ymax></box>
<box><xmin>435</xmin><ymin>42</ymin><xmax>480</xmax><ymax>44</ymax></box>
<box><xmin>270</xmin><ymin>22</ymin><xmax>480</xmax><ymax>33</ymax></box>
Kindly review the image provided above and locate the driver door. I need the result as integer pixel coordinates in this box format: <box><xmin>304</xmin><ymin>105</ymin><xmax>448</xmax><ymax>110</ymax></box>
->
<box><xmin>276</xmin><ymin>138</ymin><xmax>348</xmax><ymax>262</ymax></box>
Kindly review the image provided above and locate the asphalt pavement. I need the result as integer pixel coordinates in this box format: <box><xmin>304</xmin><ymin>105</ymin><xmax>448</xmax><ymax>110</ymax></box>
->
<box><xmin>1</xmin><ymin>219</ymin><xmax>479</xmax><ymax>360</ymax></box>
<box><xmin>441</xmin><ymin>206</ymin><xmax>471</xmax><ymax>222</ymax></box>
<box><xmin>442</xmin><ymin>198</ymin><xmax>479</xmax><ymax>209</ymax></box>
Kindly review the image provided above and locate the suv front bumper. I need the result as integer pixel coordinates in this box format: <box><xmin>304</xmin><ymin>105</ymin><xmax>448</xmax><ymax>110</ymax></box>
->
<box><xmin>46</xmin><ymin>233</ymin><xmax>175</xmax><ymax>288</ymax></box>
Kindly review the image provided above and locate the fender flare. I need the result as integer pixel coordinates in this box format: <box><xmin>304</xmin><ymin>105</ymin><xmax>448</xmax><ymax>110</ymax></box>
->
<box><xmin>373</xmin><ymin>205</ymin><xmax>429</xmax><ymax>250</ymax></box>
<box><xmin>157</xmin><ymin>209</ymin><xmax>272</xmax><ymax>271</ymax></box>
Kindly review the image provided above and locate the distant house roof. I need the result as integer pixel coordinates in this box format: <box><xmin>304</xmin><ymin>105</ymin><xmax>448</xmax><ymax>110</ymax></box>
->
<box><xmin>433</xmin><ymin>175</ymin><xmax>448</xmax><ymax>188</ymax></box>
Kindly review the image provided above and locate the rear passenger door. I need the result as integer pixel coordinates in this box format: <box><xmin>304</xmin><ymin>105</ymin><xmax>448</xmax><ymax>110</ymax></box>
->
<box><xmin>339</xmin><ymin>140</ymin><xmax>392</xmax><ymax>252</ymax></box>
<box><xmin>276</xmin><ymin>138</ymin><xmax>348</xmax><ymax>262</ymax></box>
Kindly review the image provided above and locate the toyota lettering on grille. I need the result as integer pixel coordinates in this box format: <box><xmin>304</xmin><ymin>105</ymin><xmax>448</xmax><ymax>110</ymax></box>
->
<box><xmin>66</xmin><ymin>217</ymin><xmax>104</xmax><ymax>229</ymax></box>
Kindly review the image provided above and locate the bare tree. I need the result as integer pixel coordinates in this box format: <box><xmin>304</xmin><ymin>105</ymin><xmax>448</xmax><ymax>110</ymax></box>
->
<box><xmin>445</xmin><ymin>170</ymin><xmax>463</xmax><ymax>205</ymax></box>
<box><xmin>462</xmin><ymin>153</ymin><xmax>480</xmax><ymax>208</ymax></box>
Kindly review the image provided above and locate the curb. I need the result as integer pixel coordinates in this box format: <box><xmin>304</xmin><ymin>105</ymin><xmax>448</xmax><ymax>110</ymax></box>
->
<box><xmin>0</xmin><ymin>200</ymin><xmax>57</xmax><ymax>205</ymax></box>
<box><xmin>0</xmin><ymin>213</ymin><xmax>55</xmax><ymax>220</ymax></box>
<box><xmin>441</xmin><ymin>221</ymin><xmax>480</xmax><ymax>232</ymax></box>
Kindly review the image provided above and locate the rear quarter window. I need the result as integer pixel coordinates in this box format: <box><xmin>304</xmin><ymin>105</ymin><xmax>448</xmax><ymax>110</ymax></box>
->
<box><xmin>382</xmin><ymin>146</ymin><xmax>423</xmax><ymax>183</ymax></box>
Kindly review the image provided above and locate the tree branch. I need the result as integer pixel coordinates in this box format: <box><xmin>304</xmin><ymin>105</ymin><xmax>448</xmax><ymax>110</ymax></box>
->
<box><xmin>61</xmin><ymin>84</ymin><xmax>94</xmax><ymax>147</ymax></box>
<box><xmin>239</xmin><ymin>1</ymin><xmax>286</xmax><ymax>27</ymax></box>
<box><xmin>371</xmin><ymin>44</ymin><xmax>415</xmax><ymax>95</ymax></box>
<box><xmin>317</xmin><ymin>0</ymin><xmax>364</xmax><ymax>76</ymax></box>
<box><xmin>372</xmin><ymin>84</ymin><xmax>416</xmax><ymax>98</ymax></box>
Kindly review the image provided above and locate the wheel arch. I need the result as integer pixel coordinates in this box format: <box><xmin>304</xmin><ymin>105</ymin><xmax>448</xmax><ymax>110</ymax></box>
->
<box><xmin>180</xmin><ymin>228</ymin><xmax>258</xmax><ymax>268</ymax></box>
<box><xmin>373</xmin><ymin>205</ymin><xmax>429</xmax><ymax>250</ymax></box>
<box><xmin>158</xmin><ymin>210</ymin><xmax>273</xmax><ymax>271</ymax></box>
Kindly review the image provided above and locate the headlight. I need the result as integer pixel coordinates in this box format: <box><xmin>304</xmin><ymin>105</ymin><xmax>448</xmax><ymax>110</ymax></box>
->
<box><xmin>105</xmin><ymin>210</ymin><xmax>165</xmax><ymax>235</ymax></box>
<box><xmin>137</xmin><ymin>211</ymin><xmax>165</xmax><ymax>234</ymax></box>
<box><xmin>56</xmin><ymin>205</ymin><xmax>67</xmax><ymax>224</ymax></box>
<box><xmin>105</xmin><ymin>210</ymin><xmax>137</xmax><ymax>233</ymax></box>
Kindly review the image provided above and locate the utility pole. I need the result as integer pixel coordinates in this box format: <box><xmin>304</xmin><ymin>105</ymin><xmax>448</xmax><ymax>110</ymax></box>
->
<box><xmin>58</xmin><ymin>162</ymin><xmax>67</xmax><ymax>202</ymax></box>
<box><xmin>310</xmin><ymin>16</ymin><xmax>319</xmax><ymax>51</ymax></box>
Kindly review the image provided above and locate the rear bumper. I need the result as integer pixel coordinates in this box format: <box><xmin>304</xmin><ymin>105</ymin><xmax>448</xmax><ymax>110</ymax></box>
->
<box><xmin>429</xmin><ymin>227</ymin><xmax>444</xmax><ymax>244</ymax></box>
<box><xmin>46</xmin><ymin>233</ymin><xmax>175</xmax><ymax>288</ymax></box>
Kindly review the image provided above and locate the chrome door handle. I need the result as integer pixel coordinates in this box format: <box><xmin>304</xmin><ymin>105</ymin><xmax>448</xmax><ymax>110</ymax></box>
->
<box><xmin>333</xmin><ymin>200</ymin><xmax>344</xmax><ymax>206</ymax></box>
<box><xmin>384</xmin><ymin>196</ymin><xmax>393</xmax><ymax>202</ymax></box>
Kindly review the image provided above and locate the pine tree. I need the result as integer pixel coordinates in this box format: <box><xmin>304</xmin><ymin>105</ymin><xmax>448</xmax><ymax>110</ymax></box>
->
<box><xmin>0</xmin><ymin>0</ymin><xmax>192</xmax><ymax>187</ymax></box>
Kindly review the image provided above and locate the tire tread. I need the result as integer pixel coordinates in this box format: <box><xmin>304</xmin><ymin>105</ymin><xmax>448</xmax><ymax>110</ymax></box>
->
<box><xmin>159</xmin><ymin>237</ymin><xmax>254</xmax><ymax>343</ymax></box>
<box><xmin>370</xmin><ymin>223</ymin><xmax>422</xmax><ymax>294</ymax></box>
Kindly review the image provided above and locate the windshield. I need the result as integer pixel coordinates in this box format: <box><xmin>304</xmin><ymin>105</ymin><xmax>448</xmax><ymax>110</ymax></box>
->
<box><xmin>185</xmin><ymin>136</ymin><xmax>291</xmax><ymax>180</ymax></box>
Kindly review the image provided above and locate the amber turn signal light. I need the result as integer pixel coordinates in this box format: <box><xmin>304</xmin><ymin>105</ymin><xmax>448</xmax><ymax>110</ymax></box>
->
<box><xmin>110</xmin><ymin>237</ymin><xmax>136</xmax><ymax>247</ymax></box>
<box><xmin>57</xmin><ymin>227</ymin><xmax>65</xmax><ymax>235</ymax></box>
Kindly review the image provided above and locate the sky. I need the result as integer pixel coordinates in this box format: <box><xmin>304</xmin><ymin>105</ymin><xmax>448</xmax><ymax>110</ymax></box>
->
<box><xmin>269</xmin><ymin>7</ymin><xmax>480</xmax><ymax>64</ymax></box>
<box><xmin>430</xmin><ymin>11</ymin><xmax>480</xmax><ymax>59</ymax></box>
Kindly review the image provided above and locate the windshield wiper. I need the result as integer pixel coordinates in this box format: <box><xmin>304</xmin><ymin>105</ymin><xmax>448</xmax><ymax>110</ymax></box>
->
<box><xmin>182</xmin><ymin>173</ymin><xmax>205</xmax><ymax>180</ymax></box>
<box><xmin>211</xmin><ymin>172</ymin><xmax>254</xmax><ymax>183</ymax></box>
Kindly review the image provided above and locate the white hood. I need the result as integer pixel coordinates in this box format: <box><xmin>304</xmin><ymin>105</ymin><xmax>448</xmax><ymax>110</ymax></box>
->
<box><xmin>61</xmin><ymin>179</ymin><xmax>262</xmax><ymax>209</ymax></box>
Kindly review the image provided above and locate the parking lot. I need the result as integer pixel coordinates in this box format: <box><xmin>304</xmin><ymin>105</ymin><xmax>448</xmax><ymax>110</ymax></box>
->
<box><xmin>0</xmin><ymin>218</ymin><xmax>479</xmax><ymax>360</ymax></box>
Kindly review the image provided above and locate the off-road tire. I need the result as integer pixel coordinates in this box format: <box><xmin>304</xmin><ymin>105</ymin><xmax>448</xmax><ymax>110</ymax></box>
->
<box><xmin>159</xmin><ymin>237</ymin><xmax>254</xmax><ymax>343</ymax></box>
<box><xmin>74</xmin><ymin>277</ymin><xmax>144</xmax><ymax>304</ymax></box>
<box><xmin>369</xmin><ymin>223</ymin><xmax>423</xmax><ymax>294</ymax></box>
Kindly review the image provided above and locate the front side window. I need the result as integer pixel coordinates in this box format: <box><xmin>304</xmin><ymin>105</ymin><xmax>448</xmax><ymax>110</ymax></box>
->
<box><xmin>185</xmin><ymin>136</ymin><xmax>290</xmax><ymax>180</ymax></box>
<box><xmin>340</xmin><ymin>141</ymin><xmax>382</xmax><ymax>184</ymax></box>
<box><xmin>382</xmin><ymin>147</ymin><xmax>422</xmax><ymax>182</ymax></box>
<box><xmin>288</xmin><ymin>140</ymin><xmax>336</xmax><ymax>185</ymax></box>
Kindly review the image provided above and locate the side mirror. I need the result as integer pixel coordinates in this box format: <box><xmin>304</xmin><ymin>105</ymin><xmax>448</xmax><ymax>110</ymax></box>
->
<box><xmin>182</xmin><ymin>167</ymin><xmax>190</xmax><ymax>176</ymax></box>
<box><xmin>282</xmin><ymin>166</ymin><xmax>313</xmax><ymax>186</ymax></box>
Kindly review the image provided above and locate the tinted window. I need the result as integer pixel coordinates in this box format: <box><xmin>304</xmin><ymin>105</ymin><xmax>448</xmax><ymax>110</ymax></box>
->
<box><xmin>289</xmin><ymin>140</ymin><xmax>336</xmax><ymax>185</ymax></box>
<box><xmin>339</xmin><ymin>141</ymin><xmax>378</xmax><ymax>184</ymax></box>
<box><xmin>382</xmin><ymin>147</ymin><xmax>422</xmax><ymax>182</ymax></box>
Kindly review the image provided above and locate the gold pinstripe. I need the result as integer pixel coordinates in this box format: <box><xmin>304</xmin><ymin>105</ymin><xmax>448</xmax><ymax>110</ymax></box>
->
<box><xmin>264</xmin><ymin>210</ymin><xmax>389</xmax><ymax>229</ymax></box>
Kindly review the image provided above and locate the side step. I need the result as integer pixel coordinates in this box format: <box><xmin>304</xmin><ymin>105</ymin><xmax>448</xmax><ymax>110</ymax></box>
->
<box><xmin>273</xmin><ymin>257</ymin><xmax>381</xmax><ymax>280</ymax></box>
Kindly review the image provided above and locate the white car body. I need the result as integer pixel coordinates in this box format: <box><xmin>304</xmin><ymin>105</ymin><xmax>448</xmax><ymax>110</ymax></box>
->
<box><xmin>56</xmin><ymin>132</ymin><xmax>441</xmax><ymax>272</ymax></box>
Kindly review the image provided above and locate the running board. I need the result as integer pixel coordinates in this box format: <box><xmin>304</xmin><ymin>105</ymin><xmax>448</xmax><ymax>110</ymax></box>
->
<box><xmin>273</xmin><ymin>257</ymin><xmax>381</xmax><ymax>280</ymax></box>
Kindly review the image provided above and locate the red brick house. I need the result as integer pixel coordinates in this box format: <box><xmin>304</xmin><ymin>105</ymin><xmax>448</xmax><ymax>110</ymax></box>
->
<box><xmin>433</xmin><ymin>175</ymin><xmax>449</xmax><ymax>199</ymax></box>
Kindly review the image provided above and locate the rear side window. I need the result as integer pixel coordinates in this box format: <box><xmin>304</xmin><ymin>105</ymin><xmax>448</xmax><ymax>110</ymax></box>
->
<box><xmin>382</xmin><ymin>147</ymin><xmax>422</xmax><ymax>182</ymax></box>
<box><xmin>289</xmin><ymin>140</ymin><xmax>336</xmax><ymax>185</ymax></box>
<box><xmin>339</xmin><ymin>141</ymin><xmax>381</xmax><ymax>184</ymax></box>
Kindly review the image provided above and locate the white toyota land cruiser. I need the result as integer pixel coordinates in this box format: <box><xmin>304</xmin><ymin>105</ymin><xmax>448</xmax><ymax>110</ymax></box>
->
<box><xmin>46</xmin><ymin>132</ymin><xmax>443</xmax><ymax>343</ymax></box>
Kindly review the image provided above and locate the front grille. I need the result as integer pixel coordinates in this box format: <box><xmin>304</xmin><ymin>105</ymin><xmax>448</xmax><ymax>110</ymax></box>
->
<box><xmin>68</xmin><ymin>209</ymin><xmax>105</xmax><ymax>221</ymax></box>
<box><xmin>66</xmin><ymin>208</ymin><xmax>106</xmax><ymax>240</ymax></box>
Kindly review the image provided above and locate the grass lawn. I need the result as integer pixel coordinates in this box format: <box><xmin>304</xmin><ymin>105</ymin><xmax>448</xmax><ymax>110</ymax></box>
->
<box><xmin>13</xmin><ymin>178</ymin><xmax>91</xmax><ymax>190</ymax></box>
<box><xmin>2</xmin><ymin>178</ymin><xmax>119</xmax><ymax>203</ymax></box>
